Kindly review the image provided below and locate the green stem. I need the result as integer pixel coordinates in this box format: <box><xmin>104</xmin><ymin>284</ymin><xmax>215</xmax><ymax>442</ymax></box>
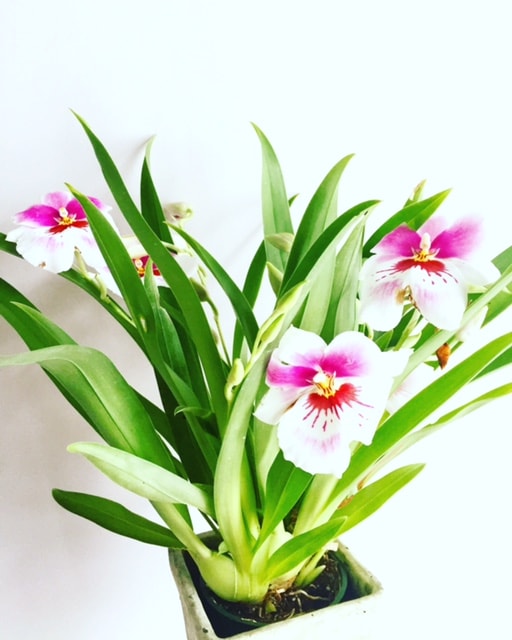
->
<box><xmin>152</xmin><ymin>502</ymin><xmax>211</xmax><ymax>560</ymax></box>
<box><xmin>293</xmin><ymin>474</ymin><xmax>339</xmax><ymax>535</ymax></box>
<box><xmin>214</xmin><ymin>357</ymin><xmax>268</xmax><ymax>569</ymax></box>
<box><xmin>394</xmin><ymin>308</ymin><xmax>421</xmax><ymax>349</ymax></box>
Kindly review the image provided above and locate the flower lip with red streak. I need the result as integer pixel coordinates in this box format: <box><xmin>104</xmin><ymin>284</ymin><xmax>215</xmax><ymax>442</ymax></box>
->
<box><xmin>6</xmin><ymin>191</ymin><xmax>115</xmax><ymax>273</ymax></box>
<box><xmin>255</xmin><ymin>327</ymin><xmax>407</xmax><ymax>477</ymax></box>
<box><xmin>358</xmin><ymin>216</ymin><xmax>500</xmax><ymax>331</ymax></box>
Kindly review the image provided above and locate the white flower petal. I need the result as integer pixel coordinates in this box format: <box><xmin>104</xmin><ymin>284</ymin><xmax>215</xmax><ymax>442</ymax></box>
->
<box><xmin>358</xmin><ymin>275</ymin><xmax>405</xmax><ymax>331</ymax></box>
<box><xmin>386</xmin><ymin>364</ymin><xmax>436</xmax><ymax>414</ymax></box>
<box><xmin>14</xmin><ymin>229</ymin><xmax>75</xmax><ymax>272</ymax></box>
<box><xmin>277</xmin><ymin>398</ymin><xmax>352</xmax><ymax>477</ymax></box>
<box><xmin>274</xmin><ymin>326</ymin><xmax>327</xmax><ymax>366</ymax></box>
<box><xmin>449</xmin><ymin>256</ymin><xmax>500</xmax><ymax>288</ymax></box>
<box><xmin>406</xmin><ymin>265</ymin><xmax>467</xmax><ymax>329</ymax></box>
<box><xmin>254</xmin><ymin>386</ymin><xmax>304</xmax><ymax>425</ymax></box>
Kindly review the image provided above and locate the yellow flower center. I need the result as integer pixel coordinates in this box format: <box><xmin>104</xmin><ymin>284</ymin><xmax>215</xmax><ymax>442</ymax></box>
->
<box><xmin>313</xmin><ymin>371</ymin><xmax>337</xmax><ymax>398</ymax></box>
<box><xmin>133</xmin><ymin>258</ymin><xmax>146</xmax><ymax>277</ymax></box>
<box><xmin>58</xmin><ymin>207</ymin><xmax>76</xmax><ymax>226</ymax></box>
<box><xmin>414</xmin><ymin>232</ymin><xmax>437</xmax><ymax>262</ymax></box>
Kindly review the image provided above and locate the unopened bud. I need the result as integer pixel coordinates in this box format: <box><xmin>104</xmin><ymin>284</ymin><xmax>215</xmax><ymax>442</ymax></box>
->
<box><xmin>257</xmin><ymin>313</ymin><xmax>285</xmax><ymax>348</ymax></box>
<box><xmin>163</xmin><ymin>202</ymin><xmax>194</xmax><ymax>223</ymax></box>
<box><xmin>405</xmin><ymin>179</ymin><xmax>426</xmax><ymax>206</ymax></box>
<box><xmin>266</xmin><ymin>262</ymin><xmax>283</xmax><ymax>294</ymax></box>
<box><xmin>191</xmin><ymin>278</ymin><xmax>209</xmax><ymax>302</ymax></box>
<box><xmin>274</xmin><ymin>281</ymin><xmax>307</xmax><ymax>316</ymax></box>
<box><xmin>266</xmin><ymin>232</ymin><xmax>295</xmax><ymax>253</ymax></box>
<box><xmin>224</xmin><ymin>358</ymin><xmax>245</xmax><ymax>402</ymax></box>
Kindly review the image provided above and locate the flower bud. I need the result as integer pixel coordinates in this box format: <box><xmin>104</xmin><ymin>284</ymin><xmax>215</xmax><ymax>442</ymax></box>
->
<box><xmin>224</xmin><ymin>358</ymin><xmax>245</xmax><ymax>402</ymax></box>
<box><xmin>266</xmin><ymin>262</ymin><xmax>283</xmax><ymax>294</ymax></box>
<box><xmin>266</xmin><ymin>232</ymin><xmax>295</xmax><ymax>253</ymax></box>
<box><xmin>191</xmin><ymin>278</ymin><xmax>209</xmax><ymax>302</ymax></box>
<box><xmin>163</xmin><ymin>202</ymin><xmax>194</xmax><ymax>224</ymax></box>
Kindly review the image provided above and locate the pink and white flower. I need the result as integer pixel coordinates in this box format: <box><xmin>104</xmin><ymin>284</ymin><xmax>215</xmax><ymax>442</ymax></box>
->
<box><xmin>99</xmin><ymin>235</ymin><xmax>198</xmax><ymax>296</ymax></box>
<box><xmin>358</xmin><ymin>216</ymin><xmax>500</xmax><ymax>331</ymax></box>
<box><xmin>255</xmin><ymin>327</ymin><xmax>406</xmax><ymax>477</ymax></box>
<box><xmin>6</xmin><ymin>191</ymin><xmax>115</xmax><ymax>273</ymax></box>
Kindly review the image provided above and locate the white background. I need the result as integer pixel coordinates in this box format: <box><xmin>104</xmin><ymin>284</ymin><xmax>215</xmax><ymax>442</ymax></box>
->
<box><xmin>1</xmin><ymin>1</ymin><xmax>511</xmax><ymax>639</ymax></box>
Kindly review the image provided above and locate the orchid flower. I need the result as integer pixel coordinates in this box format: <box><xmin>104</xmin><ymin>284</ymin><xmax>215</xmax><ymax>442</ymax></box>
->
<box><xmin>358</xmin><ymin>216</ymin><xmax>500</xmax><ymax>331</ymax></box>
<box><xmin>98</xmin><ymin>235</ymin><xmax>198</xmax><ymax>295</ymax></box>
<box><xmin>6</xmin><ymin>191</ymin><xmax>115</xmax><ymax>274</ymax></box>
<box><xmin>255</xmin><ymin>327</ymin><xmax>407</xmax><ymax>477</ymax></box>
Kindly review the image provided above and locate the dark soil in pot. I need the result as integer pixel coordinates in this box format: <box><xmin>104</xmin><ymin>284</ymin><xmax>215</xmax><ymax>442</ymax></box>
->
<box><xmin>184</xmin><ymin>550</ymin><xmax>350</xmax><ymax>637</ymax></box>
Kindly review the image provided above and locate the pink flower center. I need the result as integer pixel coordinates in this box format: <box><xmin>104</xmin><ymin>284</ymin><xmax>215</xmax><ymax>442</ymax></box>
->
<box><xmin>382</xmin><ymin>233</ymin><xmax>447</xmax><ymax>276</ymax></box>
<box><xmin>49</xmin><ymin>207</ymin><xmax>89</xmax><ymax>235</ymax></box>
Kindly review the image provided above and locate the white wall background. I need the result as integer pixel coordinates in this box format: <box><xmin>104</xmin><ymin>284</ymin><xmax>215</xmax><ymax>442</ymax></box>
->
<box><xmin>1</xmin><ymin>1</ymin><xmax>511</xmax><ymax>638</ymax></box>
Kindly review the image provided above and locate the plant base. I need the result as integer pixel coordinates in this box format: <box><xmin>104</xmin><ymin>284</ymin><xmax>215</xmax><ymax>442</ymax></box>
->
<box><xmin>169</xmin><ymin>539</ymin><xmax>383</xmax><ymax>639</ymax></box>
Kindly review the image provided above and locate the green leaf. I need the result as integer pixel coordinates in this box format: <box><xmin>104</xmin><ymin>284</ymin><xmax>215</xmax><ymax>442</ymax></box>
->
<box><xmin>363</xmin><ymin>189</ymin><xmax>451</xmax><ymax>257</ymax></box>
<box><xmin>258</xmin><ymin>453</ymin><xmax>312</xmax><ymax>547</ymax></box>
<box><xmin>296</xmin><ymin>180</ymin><xmax>340</xmax><ymax>333</ymax></box>
<box><xmin>232</xmin><ymin>241</ymin><xmax>267</xmax><ymax>358</ymax></box>
<box><xmin>0</xmin><ymin>290</ymin><xmax>75</xmax><ymax>349</ymax></box>
<box><xmin>265</xmin><ymin>513</ymin><xmax>347</xmax><ymax>582</ymax></box>
<box><xmin>68</xmin><ymin>442</ymin><xmax>214</xmax><ymax>515</ymax></box>
<box><xmin>73</xmin><ymin>113</ymin><xmax>229</xmax><ymax>429</ymax></box>
<box><xmin>282</xmin><ymin>201</ymin><xmax>377</xmax><ymax>295</ymax></box>
<box><xmin>140</xmin><ymin>139</ymin><xmax>173</xmax><ymax>243</ymax></box>
<box><xmin>0</xmin><ymin>345</ymin><xmax>175</xmax><ymax>471</ymax></box>
<box><xmin>214</xmin><ymin>357</ymin><xmax>269</xmax><ymax>566</ymax></box>
<box><xmin>330</xmin><ymin>331</ymin><xmax>512</xmax><ymax>507</ymax></box>
<box><xmin>68</xmin><ymin>188</ymin><xmax>153</xmax><ymax>336</ymax></box>
<box><xmin>492</xmin><ymin>244</ymin><xmax>512</xmax><ymax>275</ymax></box>
<box><xmin>336</xmin><ymin>464</ymin><xmax>425</xmax><ymax>533</ymax></box>
<box><xmin>172</xmin><ymin>226</ymin><xmax>259</xmax><ymax>350</ymax></box>
<box><xmin>52</xmin><ymin>489</ymin><xmax>184</xmax><ymax>548</ymax></box>
<box><xmin>0</xmin><ymin>232</ymin><xmax>17</xmax><ymax>257</ymax></box>
<box><xmin>323</xmin><ymin>217</ymin><xmax>366</xmax><ymax>338</ymax></box>
<box><xmin>361</xmin><ymin>383</ymin><xmax>512</xmax><ymax>486</ymax></box>
<box><xmin>252</xmin><ymin>124</ymin><xmax>293</xmax><ymax>275</ymax></box>
<box><xmin>283</xmin><ymin>154</ymin><xmax>354</xmax><ymax>283</ymax></box>
<box><xmin>0</xmin><ymin>234</ymin><xmax>140</xmax><ymax>345</ymax></box>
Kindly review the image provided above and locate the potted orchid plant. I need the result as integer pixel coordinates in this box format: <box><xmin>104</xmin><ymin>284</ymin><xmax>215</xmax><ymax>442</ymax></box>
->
<box><xmin>1</xmin><ymin>113</ymin><xmax>511</xmax><ymax>638</ymax></box>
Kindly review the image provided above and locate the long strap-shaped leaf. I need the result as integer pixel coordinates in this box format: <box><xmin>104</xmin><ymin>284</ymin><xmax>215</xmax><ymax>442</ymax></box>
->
<box><xmin>252</xmin><ymin>124</ymin><xmax>293</xmax><ymax>275</ymax></box>
<box><xmin>140</xmin><ymin>143</ymin><xmax>173</xmax><ymax>244</ymax></box>
<box><xmin>328</xmin><ymin>331</ymin><xmax>512</xmax><ymax>510</ymax></box>
<box><xmin>68</xmin><ymin>442</ymin><xmax>214</xmax><ymax>516</ymax></box>
<box><xmin>52</xmin><ymin>489</ymin><xmax>185</xmax><ymax>548</ymax></box>
<box><xmin>0</xmin><ymin>236</ymin><xmax>139</xmax><ymax>344</ymax></box>
<box><xmin>282</xmin><ymin>153</ymin><xmax>354</xmax><ymax>285</ymax></box>
<box><xmin>335</xmin><ymin>464</ymin><xmax>425</xmax><ymax>534</ymax></box>
<box><xmin>265</xmin><ymin>513</ymin><xmax>348</xmax><ymax>583</ymax></box>
<box><xmin>172</xmin><ymin>226</ymin><xmax>259</xmax><ymax>350</ymax></box>
<box><xmin>72</xmin><ymin>113</ymin><xmax>228</xmax><ymax>428</ymax></box>
<box><xmin>0</xmin><ymin>345</ymin><xmax>175</xmax><ymax>471</ymax></box>
<box><xmin>281</xmin><ymin>200</ymin><xmax>378</xmax><ymax>296</ymax></box>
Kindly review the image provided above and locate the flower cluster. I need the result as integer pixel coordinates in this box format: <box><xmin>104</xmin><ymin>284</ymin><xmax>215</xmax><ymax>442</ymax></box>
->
<box><xmin>1</xmin><ymin>115</ymin><xmax>511</xmax><ymax>608</ymax></box>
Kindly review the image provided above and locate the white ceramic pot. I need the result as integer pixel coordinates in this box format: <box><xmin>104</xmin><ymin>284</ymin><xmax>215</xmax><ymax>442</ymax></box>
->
<box><xmin>169</xmin><ymin>539</ymin><xmax>383</xmax><ymax>640</ymax></box>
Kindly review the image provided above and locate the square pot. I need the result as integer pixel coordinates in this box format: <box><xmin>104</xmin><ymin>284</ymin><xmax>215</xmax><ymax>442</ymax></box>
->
<box><xmin>169</xmin><ymin>539</ymin><xmax>383</xmax><ymax>640</ymax></box>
